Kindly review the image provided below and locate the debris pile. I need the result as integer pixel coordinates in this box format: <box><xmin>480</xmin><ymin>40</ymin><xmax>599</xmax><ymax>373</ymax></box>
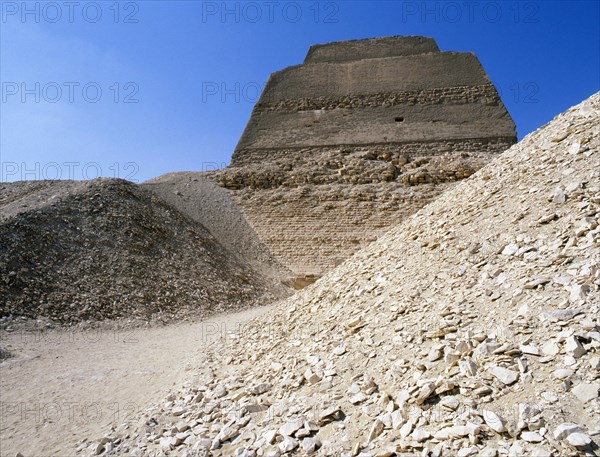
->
<box><xmin>91</xmin><ymin>93</ymin><xmax>599</xmax><ymax>456</ymax></box>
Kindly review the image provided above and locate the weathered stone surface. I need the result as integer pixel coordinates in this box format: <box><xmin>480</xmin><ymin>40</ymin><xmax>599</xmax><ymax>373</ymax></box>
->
<box><xmin>304</xmin><ymin>36</ymin><xmax>440</xmax><ymax>63</ymax></box>
<box><xmin>489</xmin><ymin>366</ymin><xmax>519</xmax><ymax>385</ymax></box>
<box><xmin>566</xmin><ymin>433</ymin><xmax>592</xmax><ymax>447</ymax></box>
<box><xmin>554</xmin><ymin>423</ymin><xmax>585</xmax><ymax>440</ymax></box>
<box><xmin>483</xmin><ymin>411</ymin><xmax>507</xmax><ymax>433</ymax></box>
<box><xmin>572</xmin><ymin>383</ymin><xmax>599</xmax><ymax>403</ymax></box>
<box><xmin>279</xmin><ymin>420</ymin><xmax>302</xmax><ymax>437</ymax></box>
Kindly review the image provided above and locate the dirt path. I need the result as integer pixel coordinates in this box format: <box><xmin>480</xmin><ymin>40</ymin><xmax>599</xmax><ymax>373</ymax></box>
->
<box><xmin>0</xmin><ymin>306</ymin><xmax>272</xmax><ymax>457</ymax></box>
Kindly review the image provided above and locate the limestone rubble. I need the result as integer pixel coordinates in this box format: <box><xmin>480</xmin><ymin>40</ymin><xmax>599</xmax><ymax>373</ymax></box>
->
<box><xmin>86</xmin><ymin>93</ymin><xmax>599</xmax><ymax>456</ymax></box>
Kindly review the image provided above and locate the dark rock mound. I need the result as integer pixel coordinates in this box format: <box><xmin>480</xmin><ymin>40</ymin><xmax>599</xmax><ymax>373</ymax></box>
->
<box><xmin>0</xmin><ymin>178</ymin><xmax>285</xmax><ymax>324</ymax></box>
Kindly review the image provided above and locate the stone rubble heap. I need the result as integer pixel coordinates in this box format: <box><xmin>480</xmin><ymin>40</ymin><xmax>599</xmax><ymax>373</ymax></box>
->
<box><xmin>88</xmin><ymin>93</ymin><xmax>599</xmax><ymax>456</ymax></box>
<box><xmin>0</xmin><ymin>178</ymin><xmax>289</xmax><ymax>324</ymax></box>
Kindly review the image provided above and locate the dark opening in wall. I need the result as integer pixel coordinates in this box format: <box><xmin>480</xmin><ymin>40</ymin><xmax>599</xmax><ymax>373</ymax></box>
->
<box><xmin>395</xmin><ymin>117</ymin><xmax>404</xmax><ymax>122</ymax></box>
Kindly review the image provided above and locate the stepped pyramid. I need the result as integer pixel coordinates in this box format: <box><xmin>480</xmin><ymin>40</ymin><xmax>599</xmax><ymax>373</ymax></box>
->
<box><xmin>212</xmin><ymin>36</ymin><xmax>516</xmax><ymax>281</ymax></box>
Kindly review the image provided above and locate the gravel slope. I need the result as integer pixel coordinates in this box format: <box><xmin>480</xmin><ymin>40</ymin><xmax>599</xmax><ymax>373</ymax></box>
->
<box><xmin>0</xmin><ymin>305</ymin><xmax>273</xmax><ymax>457</ymax></box>
<box><xmin>96</xmin><ymin>93</ymin><xmax>599</xmax><ymax>456</ymax></box>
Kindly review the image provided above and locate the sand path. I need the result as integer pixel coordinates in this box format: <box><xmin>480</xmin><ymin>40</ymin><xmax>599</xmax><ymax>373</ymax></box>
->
<box><xmin>0</xmin><ymin>306</ymin><xmax>271</xmax><ymax>457</ymax></box>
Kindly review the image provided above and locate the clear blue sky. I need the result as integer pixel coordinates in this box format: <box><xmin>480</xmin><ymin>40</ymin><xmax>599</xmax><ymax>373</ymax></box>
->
<box><xmin>1</xmin><ymin>0</ymin><xmax>599</xmax><ymax>182</ymax></box>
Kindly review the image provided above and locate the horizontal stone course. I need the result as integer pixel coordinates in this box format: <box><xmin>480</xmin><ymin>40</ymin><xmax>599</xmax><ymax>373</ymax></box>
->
<box><xmin>303</xmin><ymin>35</ymin><xmax>440</xmax><ymax>63</ymax></box>
<box><xmin>260</xmin><ymin>52</ymin><xmax>492</xmax><ymax>102</ymax></box>
<box><xmin>229</xmin><ymin>139</ymin><xmax>515</xmax><ymax>178</ymax></box>
<box><xmin>254</xmin><ymin>84</ymin><xmax>501</xmax><ymax>113</ymax></box>
<box><xmin>215</xmin><ymin>146</ymin><xmax>499</xmax><ymax>274</ymax></box>
<box><xmin>235</xmin><ymin>104</ymin><xmax>514</xmax><ymax>152</ymax></box>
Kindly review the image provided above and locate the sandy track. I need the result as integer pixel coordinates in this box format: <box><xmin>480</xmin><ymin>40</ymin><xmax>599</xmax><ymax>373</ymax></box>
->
<box><xmin>0</xmin><ymin>306</ymin><xmax>272</xmax><ymax>457</ymax></box>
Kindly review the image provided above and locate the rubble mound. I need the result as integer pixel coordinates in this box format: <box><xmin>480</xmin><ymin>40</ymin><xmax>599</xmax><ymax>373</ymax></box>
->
<box><xmin>103</xmin><ymin>93</ymin><xmax>599</xmax><ymax>456</ymax></box>
<box><xmin>0</xmin><ymin>178</ymin><xmax>287</xmax><ymax>323</ymax></box>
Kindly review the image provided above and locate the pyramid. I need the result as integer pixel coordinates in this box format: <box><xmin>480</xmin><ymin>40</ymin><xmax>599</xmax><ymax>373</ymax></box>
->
<box><xmin>212</xmin><ymin>36</ymin><xmax>516</xmax><ymax>280</ymax></box>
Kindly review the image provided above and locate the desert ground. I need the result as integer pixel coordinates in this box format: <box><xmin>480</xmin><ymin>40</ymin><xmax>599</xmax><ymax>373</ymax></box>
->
<box><xmin>0</xmin><ymin>306</ymin><xmax>271</xmax><ymax>456</ymax></box>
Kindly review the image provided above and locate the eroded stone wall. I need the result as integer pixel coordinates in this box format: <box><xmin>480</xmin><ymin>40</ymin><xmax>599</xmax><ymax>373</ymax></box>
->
<box><xmin>212</xmin><ymin>37</ymin><xmax>517</xmax><ymax>276</ymax></box>
<box><xmin>303</xmin><ymin>35</ymin><xmax>440</xmax><ymax>63</ymax></box>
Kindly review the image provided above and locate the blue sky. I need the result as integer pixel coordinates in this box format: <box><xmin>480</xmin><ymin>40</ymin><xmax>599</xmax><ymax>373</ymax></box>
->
<box><xmin>1</xmin><ymin>0</ymin><xmax>599</xmax><ymax>182</ymax></box>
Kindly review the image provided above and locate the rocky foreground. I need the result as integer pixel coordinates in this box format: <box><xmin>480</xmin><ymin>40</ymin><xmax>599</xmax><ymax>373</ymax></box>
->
<box><xmin>84</xmin><ymin>93</ymin><xmax>599</xmax><ymax>456</ymax></box>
